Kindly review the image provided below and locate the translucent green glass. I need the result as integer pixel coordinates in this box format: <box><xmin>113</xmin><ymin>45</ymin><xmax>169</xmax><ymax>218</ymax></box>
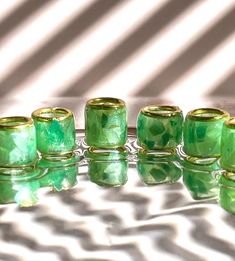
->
<box><xmin>38</xmin><ymin>155</ymin><xmax>78</xmax><ymax>191</ymax></box>
<box><xmin>219</xmin><ymin>172</ymin><xmax>235</xmax><ymax>214</ymax></box>
<box><xmin>137</xmin><ymin>105</ymin><xmax>183</xmax><ymax>150</ymax></box>
<box><xmin>0</xmin><ymin>167</ymin><xmax>41</xmax><ymax>206</ymax></box>
<box><xmin>0</xmin><ymin>117</ymin><xmax>38</xmax><ymax>167</ymax></box>
<box><xmin>220</xmin><ymin>118</ymin><xmax>235</xmax><ymax>172</ymax></box>
<box><xmin>32</xmin><ymin>107</ymin><xmax>76</xmax><ymax>157</ymax></box>
<box><xmin>88</xmin><ymin>159</ymin><xmax>128</xmax><ymax>187</ymax></box>
<box><xmin>182</xmin><ymin>160</ymin><xmax>219</xmax><ymax>200</ymax></box>
<box><xmin>85</xmin><ymin>98</ymin><xmax>127</xmax><ymax>148</ymax></box>
<box><xmin>183</xmin><ymin>108</ymin><xmax>229</xmax><ymax>159</ymax></box>
<box><xmin>137</xmin><ymin>153</ymin><xmax>182</xmax><ymax>185</ymax></box>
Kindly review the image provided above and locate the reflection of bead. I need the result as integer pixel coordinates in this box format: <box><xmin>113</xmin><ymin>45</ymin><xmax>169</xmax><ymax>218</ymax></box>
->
<box><xmin>85</xmin><ymin>97</ymin><xmax>127</xmax><ymax>149</ymax></box>
<box><xmin>0</xmin><ymin>167</ymin><xmax>41</xmax><ymax>206</ymax></box>
<box><xmin>220</xmin><ymin>118</ymin><xmax>235</xmax><ymax>172</ymax></box>
<box><xmin>219</xmin><ymin>172</ymin><xmax>235</xmax><ymax>214</ymax></box>
<box><xmin>88</xmin><ymin>159</ymin><xmax>128</xmax><ymax>187</ymax></box>
<box><xmin>38</xmin><ymin>154</ymin><xmax>78</xmax><ymax>191</ymax></box>
<box><xmin>137</xmin><ymin>156</ymin><xmax>182</xmax><ymax>185</ymax></box>
<box><xmin>0</xmin><ymin>117</ymin><xmax>37</xmax><ymax>167</ymax></box>
<box><xmin>182</xmin><ymin>160</ymin><xmax>219</xmax><ymax>200</ymax></box>
<box><xmin>137</xmin><ymin>105</ymin><xmax>183</xmax><ymax>151</ymax></box>
<box><xmin>32</xmin><ymin>107</ymin><xmax>76</xmax><ymax>157</ymax></box>
<box><xmin>183</xmin><ymin>108</ymin><xmax>229</xmax><ymax>159</ymax></box>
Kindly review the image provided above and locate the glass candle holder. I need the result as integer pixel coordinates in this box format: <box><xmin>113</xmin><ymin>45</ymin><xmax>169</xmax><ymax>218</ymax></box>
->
<box><xmin>85</xmin><ymin>97</ymin><xmax>127</xmax><ymax>149</ymax></box>
<box><xmin>0</xmin><ymin>117</ymin><xmax>38</xmax><ymax>167</ymax></box>
<box><xmin>183</xmin><ymin>108</ymin><xmax>229</xmax><ymax>163</ymax></box>
<box><xmin>220</xmin><ymin>118</ymin><xmax>235</xmax><ymax>172</ymax></box>
<box><xmin>137</xmin><ymin>105</ymin><xmax>183</xmax><ymax>151</ymax></box>
<box><xmin>32</xmin><ymin>107</ymin><xmax>76</xmax><ymax>157</ymax></box>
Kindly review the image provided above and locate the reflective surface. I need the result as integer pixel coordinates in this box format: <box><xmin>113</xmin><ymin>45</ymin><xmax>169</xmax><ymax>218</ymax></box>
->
<box><xmin>1</xmin><ymin>132</ymin><xmax>235</xmax><ymax>261</ymax></box>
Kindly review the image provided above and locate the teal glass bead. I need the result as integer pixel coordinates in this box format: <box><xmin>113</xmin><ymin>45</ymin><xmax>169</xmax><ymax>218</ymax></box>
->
<box><xmin>182</xmin><ymin>160</ymin><xmax>219</xmax><ymax>200</ymax></box>
<box><xmin>0</xmin><ymin>117</ymin><xmax>38</xmax><ymax>167</ymax></box>
<box><xmin>220</xmin><ymin>118</ymin><xmax>235</xmax><ymax>172</ymax></box>
<box><xmin>38</xmin><ymin>154</ymin><xmax>78</xmax><ymax>191</ymax></box>
<box><xmin>32</xmin><ymin>107</ymin><xmax>76</xmax><ymax>157</ymax></box>
<box><xmin>137</xmin><ymin>152</ymin><xmax>182</xmax><ymax>185</ymax></box>
<box><xmin>183</xmin><ymin>108</ymin><xmax>229</xmax><ymax>162</ymax></box>
<box><xmin>137</xmin><ymin>105</ymin><xmax>183</xmax><ymax>151</ymax></box>
<box><xmin>85</xmin><ymin>97</ymin><xmax>127</xmax><ymax>148</ymax></box>
<box><xmin>218</xmin><ymin>172</ymin><xmax>235</xmax><ymax>214</ymax></box>
<box><xmin>88</xmin><ymin>159</ymin><xmax>128</xmax><ymax>187</ymax></box>
<box><xmin>0</xmin><ymin>167</ymin><xmax>42</xmax><ymax>206</ymax></box>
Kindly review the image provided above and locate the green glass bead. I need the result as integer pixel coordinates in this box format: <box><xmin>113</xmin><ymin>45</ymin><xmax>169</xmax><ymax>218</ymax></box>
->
<box><xmin>137</xmin><ymin>153</ymin><xmax>182</xmax><ymax>185</ymax></box>
<box><xmin>0</xmin><ymin>117</ymin><xmax>38</xmax><ymax>167</ymax></box>
<box><xmin>32</xmin><ymin>107</ymin><xmax>76</xmax><ymax>157</ymax></box>
<box><xmin>183</xmin><ymin>108</ymin><xmax>229</xmax><ymax>161</ymax></box>
<box><xmin>0</xmin><ymin>167</ymin><xmax>42</xmax><ymax>206</ymax></box>
<box><xmin>85</xmin><ymin>98</ymin><xmax>127</xmax><ymax>148</ymax></box>
<box><xmin>38</xmin><ymin>155</ymin><xmax>78</xmax><ymax>191</ymax></box>
<box><xmin>88</xmin><ymin>159</ymin><xmax>128</xmax><ymax>187</ymax></box>
<box><xmin>218</xmin><ymin>172</ymin><xmax>235</xmax><ymax>214</ymax></box>
<box><xmin>137</xmin><ymin>105</ymin><xmax>183</xmax><ymax>151</ymax></box>
<box><xmin>220</xmin><ymin>118</ymin><xmax>235</xmax><ymax>172</ymax></box>
<box><xmin>182</xmin><ymin>160</ymin><xmax>219</xmax><ymax>200</ymax></box>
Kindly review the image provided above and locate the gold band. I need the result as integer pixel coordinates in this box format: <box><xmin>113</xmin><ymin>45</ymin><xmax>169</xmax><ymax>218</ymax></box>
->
<box><xmin>225</xmin><ymin>117</ymin><xmax>235</xmax><ymax>129</ymax></box>
<box><xmin>187</xmin><ymin>108</ymin><xmax>229</xmax><ymax>121</ymax></box>
<box><xmin>32</xmin><ymin>107</ymin><xmax>73</xmax><ymax>122</ymax></box>
<box><xmin>0</xmin><ymin>116</ymin><xmax>33</xmax><ymax>129</ymax></box>
<box><xmin>86</xmin><ymin>97</ymin><xmax>126</xmax><ymax>109</ymax></box>
<box><xmin>141</xmin><ymin>105</ymin><xmax>182</xmax><ymax>117</ymax></box>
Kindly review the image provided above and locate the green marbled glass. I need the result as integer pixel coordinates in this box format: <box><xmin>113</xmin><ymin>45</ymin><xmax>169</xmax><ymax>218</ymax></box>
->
<box><xmin>85</xmin><ymin>98</ymin><xmax>127</xmax><ymax>148</ymax></box>
<box><xmin>182</xmin><ymin>160</ymin><xmax>219</xmax><ymax>200</ymax></box>
<box><xmin>0</xmin><ymin>117</ymin><xmax>38</xmax><ymax>167</ymax></box>
<box><xmin>183</xmin><ymin>108</ymin><xmax>229</xmax><ymax>162</ymax></box>
<box><xmin>219</xmin><ymin>172</ymin><xmax>235</xmax><ymax>214</ymax></box>
<box><xmin>137</xmin><ymin>154</ymin><xmax>182</xmax><ymax>185</ymax></box>
<box><xmin>137</xmin><ymin>105</ymin><xmax>183</xmax><ymax>151</ymax></box>
<box><xmin>88</xmin><ymin>159</ymin><xmax>128</xmax><ymax>187</ymax></box>
<box><xmin>32</xmin><ymin>107</ymin><xmax>76</xmax><ymax>157</ymax></box>
<box><xmin>38</xmin><ymin>154</ymin><xmax>78</xmax><ymax>191</ymax></box>
<box><xmin>220</xmin><ymin>118</ymin><xmax>235</xmax><ymax>172</ymax></box>
<box><xmin>0</xmin><ymin>167</ymin><xmax>41</xmax><ymax>206</ymax></box>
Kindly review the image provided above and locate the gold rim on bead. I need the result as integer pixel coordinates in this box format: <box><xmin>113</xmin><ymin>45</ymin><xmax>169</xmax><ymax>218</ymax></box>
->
<box><xmin>187</xmin><ymin>108</ymin><xmax>229</xmax><ymax>121</ymax></box>
<box><xmin>32</xmin><ymin>107</ymin><xmax>73</xmax><ymax>122</ymax></box>
<box><xmin>225</xmin><ymin>117</ymin><xmax>235</xmax><ymax>129</ymax></box>
<box><xmin>86</xmin><ymin>97</ymin><xmax>126</xmax><ymax>109</ymax></box>
<box><xmin>141</xmin><ymin>105</ymin><xmax>182</xmax><ymax>117</ymax></box>
<box><xmin>0</xmin><ymin>116</ymin><xmax>33</xmax><ymax>129</ymax></box>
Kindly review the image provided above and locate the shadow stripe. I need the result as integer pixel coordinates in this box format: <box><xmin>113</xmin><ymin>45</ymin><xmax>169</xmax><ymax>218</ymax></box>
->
<box><xmin>209</xmin><ymin>67</ymin><xmax>235</xmax><ymax>96</ymax></box>
<box><xmin>60</xmin><ymin>0</ymin><xmax>198</xmax><ymax>96</ymax></box>
<box><xmin>0</xmin><ymin>0</ymin><xmax>55</xmax><ymax>41</ymax></box>
<box><xmin>0</xmin><ymin>0</ymin><xmax>124</xmax><ymax>96</ymax></box>
<box><xmin>135</xmin><ymin>5</ymin><xmax>235</xmax><ymax>97</ymax></box>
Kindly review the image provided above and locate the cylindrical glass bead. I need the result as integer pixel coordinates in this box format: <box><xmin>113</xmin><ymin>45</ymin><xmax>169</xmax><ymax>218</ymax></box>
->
<box><xmin>0</xmin><ymin>117</ymin><xmax>37</xmax><ymax>167</ymax></box>
<box><xmin>137</xmin><ymin>105</ymin><xmax>183</xmax><ymax>150</ymax></box>
<box><xmin>85</xmin><ymin>97</ymin><xmax>127</xmax><ymax>148</ymax></box>
<box><xmin>183</xmin><ymin>108</ymin><xmax>229</xmax><ymax>159</ymax></box>
<box><xmin>32</xmin><ymin>107</ymin><xmax>76</xmax><ymax>157</ymax></box>
<box><xmin>220</xmin><ymin>118</ymin><xmax>235</xmax><ymax>172</ymax></box>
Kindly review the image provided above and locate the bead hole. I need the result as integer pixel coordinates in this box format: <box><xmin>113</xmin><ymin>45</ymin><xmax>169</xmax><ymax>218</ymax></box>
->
<box><xmin>0</xmin><ymin>117</ymin><xmax>30</xmax><ymax>127</ymax></box>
